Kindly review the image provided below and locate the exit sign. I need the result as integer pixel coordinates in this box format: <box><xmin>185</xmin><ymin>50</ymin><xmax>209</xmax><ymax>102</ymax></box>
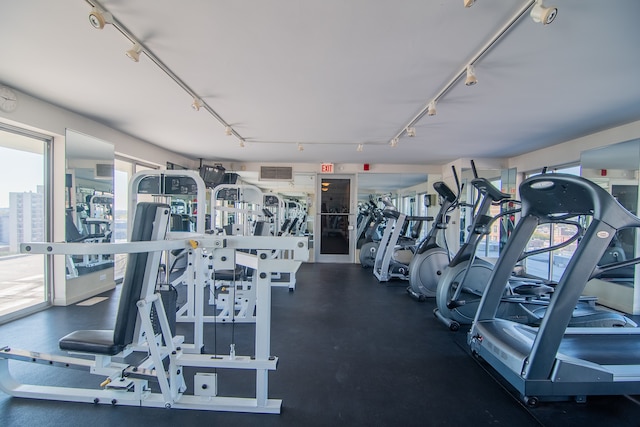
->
<box><xmin>321</xmin><ymin>163</ymin><xmax>334</xmax><ymax>173</ymax></box>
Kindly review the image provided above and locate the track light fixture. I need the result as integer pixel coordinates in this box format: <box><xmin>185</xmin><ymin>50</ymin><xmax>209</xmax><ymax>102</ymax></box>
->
<box><xmin>225</xmin><ymin>126</ymin><xmax>232</xmax><ymax>136</ymax></box>
<box><xmin>125</xmin><ymin>43</ymin><xmax>142</xmax><ymax>62</ymax></box>
<box><xmin>88</xmin><ymin>7</ymin><xmax>112</xmax><ymax>29</ymax></box>
<box><xmin>465</xmin><ymin>65</ymin><xmax>477</xmax><ymax>86</ymax></box>
<box><xmin>191</xmin><ymin>98</ymin><xmax>202</xmax><ymax>111</ymax></box>
<box><xmin>427</xmin><ymin>101</ymin><xmax>437</xmax><ymax>116</ymax></box>
<box><xmin>298</xmin><ymin>143</ymin><xmax>304</xmax><ymax>152</ymax></box>
<box><xmin>357</xmin><ymin>143</ymin><xmax>364</xmax><ymax>152</ymax></box>
<box><xmin>530</xmin><ymin>0</ymin><xmax>557</xmax><ymax>25</ymax></box>
<box><xmin>389</xmin><ymin>138</ymin><xmax>399</xmax><ymax>148</ymax></box>
<box><xmin>392</xmin><ymin>0</ymin><xmax>541</xmax><ymax>148</ymax></box>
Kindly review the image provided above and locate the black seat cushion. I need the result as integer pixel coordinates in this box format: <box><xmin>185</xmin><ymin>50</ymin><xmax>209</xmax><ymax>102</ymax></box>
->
<box><xmin>59</xmin><ymin>330</ymin><xmax>123</xmax><ymax>355</ymax></box>
<box><xmin>59</xmin><ymin>202</ymin><xmax>169</xmax><ymax>356</ymax></box>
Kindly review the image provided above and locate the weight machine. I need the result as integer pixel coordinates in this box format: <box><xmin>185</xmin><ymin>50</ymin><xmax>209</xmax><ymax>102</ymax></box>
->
<box><xmin>3</xmin><ymin>202</ymin><xmax>307</xmax><ymax>413</ymax></box>
<box><xmin>211</xmin><ymin>184</ymin><xmax>265</xmax><ymax>236</ymax></box>
<box><xmin>211</xmin><ymin>184</ymin><xmax>298</xmax><ymax>290</ymax></box>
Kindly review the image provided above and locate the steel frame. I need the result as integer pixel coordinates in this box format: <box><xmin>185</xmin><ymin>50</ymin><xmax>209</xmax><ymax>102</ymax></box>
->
<box><xmin>9</xmin><ymin>232</ymin><xmax>308</xmax><ymax>413</ymax></box>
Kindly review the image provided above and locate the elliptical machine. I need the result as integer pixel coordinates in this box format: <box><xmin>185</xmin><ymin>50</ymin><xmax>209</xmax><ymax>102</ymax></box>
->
<box><xmin>406</xmin><ymin>167</ymin><xmax>461</xmax><ymax>301</ymax></box>
<box><xmin>356</xmin><ymin>196</ymin><xmax>382</xmax><ymax>249</ymax></box>
<box><xmin>359</xmin><ymin>197</ymin><xmax>393</xmax><ymax>268</ymax></box>
<box><xmin>433</xmin><ymin>162</ymin><xmax>516</xmax><ymax>330</ymax></box>
<box><xmin>372</xmin><ymin>201</ymin><xmax>432</xmax><ymax>283</ymax></box>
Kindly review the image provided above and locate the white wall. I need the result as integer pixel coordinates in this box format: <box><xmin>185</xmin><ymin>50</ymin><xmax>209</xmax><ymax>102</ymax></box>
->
<box><xmin>508</xmin><ymin>119</ymin><xmax>640</xmax><ymax>174</ymax></box>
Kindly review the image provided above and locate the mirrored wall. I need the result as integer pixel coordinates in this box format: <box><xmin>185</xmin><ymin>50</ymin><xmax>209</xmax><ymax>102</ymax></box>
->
<box><xmin>581</xmin><ymin>139</ymin><xmax>640</xmax><ymax>313</ymax></box>
<box><xmin>65</xmin><ymin>130</ymin><xmax>114</xmax><ymax>282</ymax></box>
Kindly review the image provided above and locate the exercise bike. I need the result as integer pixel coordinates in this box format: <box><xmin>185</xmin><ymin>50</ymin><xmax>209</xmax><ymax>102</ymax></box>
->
<box><xmin>406</xmin><ymin>167</ymin><xmax>461</xmax><ymax>301</ymax></box>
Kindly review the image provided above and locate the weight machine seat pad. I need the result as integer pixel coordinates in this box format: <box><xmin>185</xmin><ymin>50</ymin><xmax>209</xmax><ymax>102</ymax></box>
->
<box><xmin>59</xmin><ymin>330</ymin><xmax>123</xmax><ymax>356</ymax></box>
<box><xmin>58</xmin><ymin>202</ymin><xmax>170</xmax><ymax>356</ymax></box>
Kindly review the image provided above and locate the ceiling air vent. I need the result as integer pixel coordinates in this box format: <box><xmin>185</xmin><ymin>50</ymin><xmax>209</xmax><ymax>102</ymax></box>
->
<box><xmin>260</xmin><ymin>166</ymin><xmax>293</xmax><ymax>181</ymax></box>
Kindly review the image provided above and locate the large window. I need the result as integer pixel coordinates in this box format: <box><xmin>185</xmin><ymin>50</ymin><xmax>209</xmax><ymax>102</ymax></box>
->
<box><xmin>0</xmin><ymin>125</ymin><xmax>51</xmax><ymax>322</ymax></box>
<box><xmin>523</xmin><ymin>165</ymin><xmax>581</xmax><ymax>281</ymax></box>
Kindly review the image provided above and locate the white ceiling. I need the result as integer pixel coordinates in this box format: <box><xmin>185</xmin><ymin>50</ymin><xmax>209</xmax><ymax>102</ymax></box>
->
<box><xmin>1</xmin><ymin>1</ymin><xmax>640</xmax><ymax>167</ymax></box>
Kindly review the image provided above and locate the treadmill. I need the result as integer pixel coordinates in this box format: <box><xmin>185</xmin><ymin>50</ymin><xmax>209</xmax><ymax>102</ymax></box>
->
<box><xmin>468</xmin><ymin>173</ymin><xmax>640</xmax><ymax>405</ymax></box>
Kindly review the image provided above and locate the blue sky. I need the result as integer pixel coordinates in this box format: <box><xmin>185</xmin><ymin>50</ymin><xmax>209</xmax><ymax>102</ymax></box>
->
<box><xmin>0</xmin><ymin>147</ymin><xmax>43</xmax><ymax>208</ymax></box>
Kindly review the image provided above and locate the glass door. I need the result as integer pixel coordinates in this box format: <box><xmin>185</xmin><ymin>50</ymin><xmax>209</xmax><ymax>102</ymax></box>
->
<box><xmin>0</xmin><ymin>125</ymin><xmax>50</xmax><ymax>322</ymax></box>
<box><xmin>316</xmin><ymin>175</ymin><xmax>356</xmax><ymax>262</ymax></box>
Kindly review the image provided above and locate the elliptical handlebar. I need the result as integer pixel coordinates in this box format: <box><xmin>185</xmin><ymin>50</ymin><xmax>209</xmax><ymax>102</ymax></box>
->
<box><xmin>471</xmin><ymin>177</ymin><xmax>511</xmax><ymax>202</ymax></box>
<box><xmin>470</xmin><ymin>159</ymin><xmax>479</xmax><ymax>179</ymax></box>
<box><xmin>452</xmin><ymin>165</ymin><xmax>461</xmax><ymax>195</ymax></box>
<box><xmin>433</xmin><ymin>181</ymin><xmax>457</xmax><ymax>204</ymax></box>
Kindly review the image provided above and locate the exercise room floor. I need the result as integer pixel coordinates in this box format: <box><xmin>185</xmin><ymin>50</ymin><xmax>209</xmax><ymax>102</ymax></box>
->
<box><xmin>1</xmin><ymin>263</ymin><xmax>640</xmax><ymax>426</ymax></box>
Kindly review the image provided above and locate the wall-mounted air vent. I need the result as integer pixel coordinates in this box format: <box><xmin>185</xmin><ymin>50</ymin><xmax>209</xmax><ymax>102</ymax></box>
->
<box><xmin>95</xmin><ymin>163</ymin><xmax>114</xmax><ymax>179</ymax></box>
<box><xmin>260</xmin><ymin>166</ymin><xmax>293</xmax><ymax>181</ymax></box>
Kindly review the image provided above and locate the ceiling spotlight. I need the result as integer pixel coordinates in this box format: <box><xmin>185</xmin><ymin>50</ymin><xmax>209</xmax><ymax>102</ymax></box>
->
<box><xmin>427</xmin><ymin>101</ymin><xmax>437</xmax><ymax>116</ymax></box>
<box><xmin>389</xmin><ymin>138</ymin><xmax>399</xmax><ymax>148</ymax></box>
<box><xmin>298</xmin><ymin>143</ymin><xmax>304</xmax><ymax>152</ymax></box>
<box><xmin>530</xmin><ymin>0</ymin><xmax>557</xmax><ymax>25</ymax></box>
<box><xmin>225</xmin><ymin>126</ymin><xmax>232</xmax><ymax>136</ymax></box>
<box><xmin>406</xmin><ymin>127</ymin><xmax>416</xmax><ymax>137</ymax></box>
<box><xmin>125</xmin><ymin>43</ymin><xmax>143</xmax><ymax>62</ymax></box>
<box><xmin>88</xmin><ymin>7</ymin><xmax>112</xmax><ymax>29</ymax></box>
<box><xmin>357</xmin><ymin>143</ymin><xmax>364</xmax><ymax>152</ymax></box>
<box><xmin>239</xmin><ymin>140</ymin><xmax>245</xmax><ymax>148</ymax></box>
<box><xmin>465</xmin><ymin>65</ymin><xmax>478</xmax><ymax>86</ymax></box>
<box><xmin>463</xmin><ymin>0</ymin><xmax>475</xmax><ymax>8</ymax></box>
<box><xmin>191</xmin><ymin>98</ymin><xmax>202</xmax><ymax>111</ymax></box>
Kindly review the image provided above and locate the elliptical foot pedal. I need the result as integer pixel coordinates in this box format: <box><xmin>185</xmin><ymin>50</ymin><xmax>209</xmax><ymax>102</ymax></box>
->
<box><xmin>406</xmin><ymin>286</ymin><xmax>426</xmax><ymax>302</ymax></box>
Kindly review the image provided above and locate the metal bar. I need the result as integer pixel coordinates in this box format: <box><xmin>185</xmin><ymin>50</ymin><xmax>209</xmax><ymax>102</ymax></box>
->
<box><xmin>392</xmin><ymin>0</ymin><xmax>536</xmax><ymax>140</ymax></box>
<box><xmin>85</xmin><ymin>0</ymin><xmax>244</xmax><ymax>142</ymax></box>
<box><xmin>20</xmin><ymin>239</ymin><xmax>214</xmax><ymax>255</ymax></box>
<box><xmin>178</xmin><ymin>354</ymin><xmax>278</xmax><ymax>370</ymax></box>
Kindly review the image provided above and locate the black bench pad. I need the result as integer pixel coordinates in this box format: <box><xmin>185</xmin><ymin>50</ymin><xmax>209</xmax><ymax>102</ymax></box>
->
<box><xmin>59</xmin><ymin>330</ymin><xmax>124</xmax><ymax>356</ymax></box>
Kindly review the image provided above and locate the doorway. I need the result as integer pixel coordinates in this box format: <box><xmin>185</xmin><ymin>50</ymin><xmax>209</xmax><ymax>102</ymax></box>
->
<box><xmin>315</xmin><ymin>175</ymin><xmax>356</xmax><ymax>262</ymax></box>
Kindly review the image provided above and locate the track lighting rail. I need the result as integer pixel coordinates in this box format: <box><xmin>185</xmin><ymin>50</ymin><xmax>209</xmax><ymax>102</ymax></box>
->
<box><xmin>85</xmin><ymin>0</ymin><xmax>245</xmax><ymax>144</ymax></box>
<box><xmin>390</xmin><ymin>0</ymin><xmax>536</xmax><ymax>143</ymax></box>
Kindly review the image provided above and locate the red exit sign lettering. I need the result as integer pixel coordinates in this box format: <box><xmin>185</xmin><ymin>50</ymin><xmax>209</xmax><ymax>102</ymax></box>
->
<box><xmin>321</xmin><ymin>163</ymin><xmax>334</xmax><ymax>173</ymax></box>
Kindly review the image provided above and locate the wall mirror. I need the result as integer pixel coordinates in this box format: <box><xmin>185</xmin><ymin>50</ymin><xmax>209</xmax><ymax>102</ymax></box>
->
<box><xmin>581</xmin><ymin>139</ymin><xmax>640</xmax><ymax>297</ymax></box>
<box><xmin>65</xmin><ymin>129</ymin><xmax>115</xmax><ymax>279</ymax></box>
